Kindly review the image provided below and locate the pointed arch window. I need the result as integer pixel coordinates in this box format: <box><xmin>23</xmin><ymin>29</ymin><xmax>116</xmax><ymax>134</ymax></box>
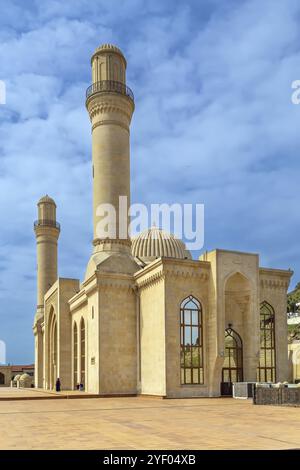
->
<box><xmin>73</xmin><ymin>322</ymin><xmax>78</xmax><ymax>389</ymax></box>
<box><xmin>222</xmin><ymin>328</ymin><xmax>243</xmax><ymax>383</ymax></box>
<box><xmin>257</xmin><ymin>301</ymin><xmax>276</xmax><ymax>382</ymax></box>
<box><xmin>180</xmin><ymin>296</ymin><xmax>204</xmax><ymax>385</ymax></box>
<box><xmin>80</xmin><ymin>318</ymin><xmax>86</xmax><ymax>388</ymax></box>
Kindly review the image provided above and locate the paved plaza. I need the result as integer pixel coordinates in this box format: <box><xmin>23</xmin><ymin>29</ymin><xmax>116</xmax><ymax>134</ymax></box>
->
<box><xmin>0</xmin><ymin>388</ymin><xmax>299</xmax><ymax>450</ymax></box>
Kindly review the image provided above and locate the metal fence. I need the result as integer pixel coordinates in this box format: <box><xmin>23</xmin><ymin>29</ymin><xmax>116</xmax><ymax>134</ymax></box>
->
<box><xmin>253</xmin><ymin>385</ymin><xmax>300</xmax><ymax>405</ymax></box>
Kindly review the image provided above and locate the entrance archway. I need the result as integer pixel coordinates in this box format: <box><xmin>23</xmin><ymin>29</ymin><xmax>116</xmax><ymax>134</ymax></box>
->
<box><xmin>0</xmin><ymin>372</ymin><xmax>4</xmax><ymax>385</ymax></box>
<box><xmin>221</xmin><ymin>328</ymin><xmax>243</xmax><ymax>396</ymax></box>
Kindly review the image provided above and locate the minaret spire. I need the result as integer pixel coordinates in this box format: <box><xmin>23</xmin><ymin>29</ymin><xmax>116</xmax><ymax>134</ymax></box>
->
<box><xmin>85</xmin><ymin>44</ymin><xmax>134</xmax><ymax>255</ymax></box>
<box><xmin>33</xmin><ymin>195</ymin><xmax>60</xmax><ymax>388</ymax></box>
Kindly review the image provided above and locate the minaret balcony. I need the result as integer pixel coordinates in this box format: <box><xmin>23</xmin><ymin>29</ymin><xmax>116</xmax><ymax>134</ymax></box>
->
<box><xmin>34</xmin><ymin>220</ymin><xmax>60</xmax><ymax>230</ymax></box>
<box><xmin>86</xmin><ymin>80</ymin><xmax>134</xmax><ymax>102</ymax></box>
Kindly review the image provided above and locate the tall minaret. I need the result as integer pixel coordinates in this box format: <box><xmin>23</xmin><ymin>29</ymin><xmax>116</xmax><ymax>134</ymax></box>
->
<box><xmin>85</xmin><ymin>44</ymin><xmax>135</xmax><ymax>261</ymax></box>
<box><xmin>33</xmin><ymin>195</ymin><xmax>60</xmax><ymax>387</ymax></box>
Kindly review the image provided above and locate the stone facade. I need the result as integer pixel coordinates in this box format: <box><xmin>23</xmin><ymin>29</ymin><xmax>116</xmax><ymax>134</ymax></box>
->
<box><xmin>33</xmin><ymin>44</ymin><xmax>293</xmax><ymax>397</ymax></box>
<box><xmin>0</xmin><ymin>365</ymin><xmax>34</xmax><ymax>387</ymax></box>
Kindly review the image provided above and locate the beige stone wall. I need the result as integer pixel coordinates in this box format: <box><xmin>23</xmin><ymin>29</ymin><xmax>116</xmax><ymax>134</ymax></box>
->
<box><xmin>58</xmin><ymin>279</ymin><xmax>80</xmax><ymax>390</ymax></box>
<box><xmin>98</xmin><ymin>273</ymin><xmax>137</xmax><ymax>395</ymax></box>
<box><xmin>69</xmin><ymin>297</ymin><xmax>88</xmax><ymax>390</ymax></box>
<box><xmin>164</xmin><ymin>259</ymin><xmax>210</xmax><ymax>398</ymax></box>
<box><xmin>69</xmin><ymin>271</ymin><xmax>138</xmax><ymax>395</ymax></box>
<box><xmin>33</xmin><ymin>322</ymin><xmax>43</xmax><ymax>388</ymax></box>
<box><xmin>86</xmin><ymin>291</ymin><xmax>100</xmax><ymax>393</ymax></box>
<box><xmin>0</xmin><ymin>366</ymin><xmax>12</xmax><ymax>386</ymax></box>
<box><xmin>69</xmin><ymin>278</ymin><xmax>99</xmax><ymax>393</ymax></box>
<box><xmin>200</xmin><ymin>250</ymin><xmax>260</xmax><ymax>392</ymax></box>
<box><xmin>44</xmin><ymin>278</ymin><xmax>79</xmax><ymax>390</ymax></box>
<box><xmin>136</xmin><ymin>264</ymin><xmax>166</xmax><ymax>396</ymax></box>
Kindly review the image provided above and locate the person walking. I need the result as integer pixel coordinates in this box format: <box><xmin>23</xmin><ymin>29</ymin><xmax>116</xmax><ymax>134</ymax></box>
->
<box><xmin>56</xmin><ymin>378</ymin><xmax>61</xmax><ymax>392</ymax></box>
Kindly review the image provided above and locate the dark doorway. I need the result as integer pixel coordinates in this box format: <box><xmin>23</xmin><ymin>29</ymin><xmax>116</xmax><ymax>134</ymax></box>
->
<box><xmin>221</xmin><ymin>328</ymin><xmax>243</xmax><ymax>396</ymax></box>
<box><xmin>0</xmin><ymin>372</ymin><xmax>5</xmax><ymax>385</ymax></box>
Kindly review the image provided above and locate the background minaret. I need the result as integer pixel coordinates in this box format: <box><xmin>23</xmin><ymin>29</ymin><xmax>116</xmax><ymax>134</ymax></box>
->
<box><xmin>85</xmin><ymin>44</ymin><xmax>135</xmax><ymax>257</ymax></box>
<box><xmin>33</xmin><ymin>195</ymin><xmax>60</xmax><ymax>388</ymax></box>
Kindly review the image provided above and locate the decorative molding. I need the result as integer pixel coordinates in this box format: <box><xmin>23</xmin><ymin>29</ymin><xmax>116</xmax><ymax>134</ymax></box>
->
<box><xmin>135</xmin><ymin>260</ymin><xmax>209</xmax><ymax>290</ymax></box>
<box><xmin>135</xmin><ymin>270</ymin><xmax>165</xmax><ymax>290</ymax></box>
<box><xmin>164</xmin><ymin>268</ymin><xmax>209</xmax><ymax>281</ymax></box>
<box><xmin>260</xmin><ymin>278</ymin><xmax>290</xmax><ymax>291</ymax></box>
<box><xmin>93</xmin><ymin>237</ymin><xmax>131</xmax><ymax>248</ymax></box>
<box><xmin>92</xmin><ymin>120</ymin><xmax>129</xmax><ymax>133</ymax></box>
<box><xmin>87</xmin><ymin>99</ymin><xmax>133</xmax><ymax>122</ymax></box>
<box><xmin>98</xmin><ymin>281</ymin><xmax>134</xmax><ymax>291</ymax></box>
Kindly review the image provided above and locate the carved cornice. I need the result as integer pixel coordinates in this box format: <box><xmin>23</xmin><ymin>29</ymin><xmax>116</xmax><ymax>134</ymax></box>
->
<box><xmin>93</xmin><ymin>238</ymin><xmax>131</xmax><ymax>248</ymax></box>
<box><xmin>260</xmin><ymin>278</ymin><xmax>290</xmax><ymax>291</ymax></box>
<box><xmin>98</xmin><ymin>281</ymin><xmax>134</xmax><ymax>291</ymax></box>
<box><xmin>164</xmin><ymin>268</ymin><xmax>209</xmax><ymax>281</ymax></box>
<box><xmin>86</xmin><ymin>97</ymin><xmax>133</xmax><ymax>122</ymax></box>
<box><xmin>135</xmin><ymin>270</ymin><xmax>165</xmax><ymax>290</ymax></box>
<box><xmin>134</xmin><ymin>258</ymin><xmax>210</xmax><ymax>290</ymax></box>
<box><xmin>92</xmin><ymin>120</ymin><xmax>129</xmax><ymax>133</ymax></box>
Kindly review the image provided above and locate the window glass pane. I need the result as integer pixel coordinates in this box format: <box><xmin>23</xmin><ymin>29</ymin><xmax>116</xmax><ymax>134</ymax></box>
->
<box><xmin>265</xmin><ymin>331</ymin><xmax>272</xmax><ymax>347</ymax></box>
<box><xmin>223</xmin><ymin>354</ymin><xmax>230</xmax><ymax>367</ymax></box>
<box><xmin>225</xmin><ymin>335</ymin><xmax>234</xmax><ymax>348</ymax></box>
<box><xmin>184</xmin><ymin>347</ymin><xmax>191</xmax><ymax>367</ymax></box>
<box><xmin>184</xmin><ymin>310</ymin><xmax>191</xmax><ymax>324</ymax></box>
<box><xmin>184</xmin><ymin>299</ymin><xmax>199</xmax><ymax>309</ymax></box>
<box><xmin>232</xmin><ymin>369</ymin><xmax>239</xmax><ymax>383</ymax></box>
<box><xmin>191</xmin><ymin>347</ymin><xmax>199</xmax><ymax>367</ymax></box>
<box><xmin>184</xmin><ymin>327</ymin><xmax>191</xmax><ymax>345</ymax></box>
<box><xmin>192</xmin><ymin>368</ymin><xmax>199</xmax><ymax>384</ymax></box>
<box><xmin>191</xmin><ymin>327</ymin><xmax>199</xmax><ymax>346</ymax></box>
<box><xmin>185</xmin><ymin>369</ymin><xmax>191</xmax><ymax>384</ymax></box>
<box><xmin>180</xmin><ymin>350</ymin><xmax>184</xmax><ymax>367</ymax></box>
<box><xmin>191</xmin><ymin>311</ymin><xmax>198</xmax><ymax>325</ymax></box>
<box><xmin>223</xmin><ymin>369</ymin><xmax>229</xmax><ymax>382</ymax></box>
<box><xmin>266</xmin><ymin>349</ymin><xmax>273</xmax><ymax>367</ymax></box>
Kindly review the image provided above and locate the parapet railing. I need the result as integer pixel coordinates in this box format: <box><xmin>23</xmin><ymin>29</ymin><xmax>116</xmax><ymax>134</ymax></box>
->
<box><xmin>86</xmin><ymin>80</ymin><xmax>134</xmax><ymax>101</ymax></box>
<box><xmin>34</xmin><ymin>220</ymin><xmax>60</xmax><ymax>229</ymax></box>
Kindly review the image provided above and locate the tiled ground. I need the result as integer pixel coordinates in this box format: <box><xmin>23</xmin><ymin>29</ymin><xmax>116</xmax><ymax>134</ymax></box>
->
<box><xmin>0</xmin><ymin>387</ymin><xmax>98</xmax><ymax>400</ymax></box>
<box><xmin>0</xmin><ymin>389</ymin><xmax>299</xmax><ymax>449</ymax></box>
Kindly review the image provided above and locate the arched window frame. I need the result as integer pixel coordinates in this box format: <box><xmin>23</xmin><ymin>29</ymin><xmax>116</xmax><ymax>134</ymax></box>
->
<box><xmin>222</xmin><ymin>327</ymin><xmax>243</xmax><ymax>383</ymax></box>
<box><xmin>257</xmin><ymin>301</ymin><xmax>276</xmax><ymax>382</ymax></box>
<box><xmin>180</xmin><ymin>295</ymin><xmax>204</xmax><ymax>385</ymax></box>
<box><xmin>80</xmin><ymin>318</ymin><xmax>86</xmax><ymax>388</ymax></box>
<box><xmin>73</xmin><ymin>322</ymin><xmax>78</xmax><ymax>389</ymax></box>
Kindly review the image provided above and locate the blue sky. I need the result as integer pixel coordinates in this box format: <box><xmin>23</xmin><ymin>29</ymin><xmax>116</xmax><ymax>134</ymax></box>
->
<box><xmin>0</xmin><ymin>0</ymin><xmax>300</xmax><ymax>363</ymax></box>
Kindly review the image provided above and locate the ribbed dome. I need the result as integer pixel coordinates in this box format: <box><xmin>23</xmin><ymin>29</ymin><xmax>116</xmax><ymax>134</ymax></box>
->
<box><xmin>95</xmin><ymin>43</ymin><xmax>124</xmax><ymax>55</ymax></box>
<box><xmin>131</xmin><ymin>227</ymin><xmax>192</xmax><ymax>264</ymax></box>
<box><xmin>19</xmin><ymin>373</ymin><xmax>31</xmax><ymax>381</ymax></box>
<box><xmin>92</xmin><ymin>44</ymin><xmax>126</xmax><ymax>65</ymax></box>
<box><xmin>38</xmin><ymin>195</ymin><xmax>56</xmax><ymax>205</ymax></box>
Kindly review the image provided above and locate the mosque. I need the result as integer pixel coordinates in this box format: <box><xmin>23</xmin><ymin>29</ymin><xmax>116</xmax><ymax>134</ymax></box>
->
<box><xmin>33</xmin><ymin>44</ymin><xmax>292</xmax><ymax>397</ymax></box>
